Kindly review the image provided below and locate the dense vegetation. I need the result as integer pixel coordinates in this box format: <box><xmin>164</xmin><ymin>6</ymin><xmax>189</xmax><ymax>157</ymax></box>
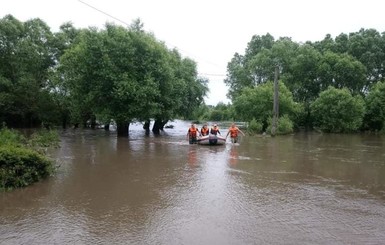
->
<box><xmin>1</xmin><ymin>14</ymin><xmax>385</xmax><ymax>135</ymax></box>
<box><xmin>224</xmin><ymin>30</ymin><xmax>385</xmax><ymax>134</ymax></box>
<box><xmin>0</xmin><ymin>16</ymin><xmax>208</xmax><ymax>136</ymax></box>
<box><xmin>0</xmin><ymin>127</ymin><xmax>58</xmax><ymax>190</ymax></box>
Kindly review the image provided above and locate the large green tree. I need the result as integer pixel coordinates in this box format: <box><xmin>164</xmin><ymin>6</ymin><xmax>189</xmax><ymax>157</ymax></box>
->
<box><xmin>58</xmin><ymin>22</ymin><xmax>207</xmax><ymax>136</ymax></box>
<box><xmin>0</xmin><ymin>15</ymin><xmax>57</xmax><ymax>127</ymax></box>
<box><xmin>311</xmin><ymin>87</ymin><xmax>365</xmax><ymax>133</ymax></box>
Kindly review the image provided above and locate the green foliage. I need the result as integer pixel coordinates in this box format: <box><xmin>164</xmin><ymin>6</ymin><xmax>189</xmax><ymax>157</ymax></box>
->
<box><xmin>364</xmin><ymin>81</ymin><xmax>385</xmax><ymax>131</ymax></box>
<box><xmin>233</xmin><ymin>81</ymin><xmax>301</xmax><ymax>127</ymax></box>
<box><xmin>0</xmin><ymin>127</ymin><xmax>26</xmax><ymax>147</ymax></box>
<box><xmin>2</xmin><ymin>14</ymin><xmax>385</xmax><ymax>133</ymax></box>
<box><xmin>311</xmin><ymin>87</ymin><xmax>365</xmax><ymax>132</ymax></box>
<box><xmin>204</xmin><ymin>103</ymin><xmax>234</xmax><ymax>121</ymax></box>
<box><xmin>28</xmin><ymin>129</ymin><xmax>60</xmax><ymax>148</ymax></box>
<box><xmin>226</xmin><ymin>29</ymin><xmax>385</xmax><ymax>131</ymax></box>
<box><xmin>283</xmin><ymin>44</ymin><xmax>322</xmax><ymax>103</ymax></box>
<box><xmin>188</xmin><ymin>102</ymin><xmax>236</xmax><ymax>122</ymax></box>
<box><xmin>247</xmin><ymin>119</ymin><xmax>263</xmax><ymax>134</ymax></box>
<box><xmin>266</xmin><ymin>115</ymin><xmax>294</xmax><ymax>135</ymax></box>
<box><xmin>317</xmin><ymin>51</ymin><xmax>367</xmax><ymax>93</ymax></box>
<box><xmin>0</xmin><ymin>15</ymin><xmax>56</xmax><ymax>128</ymax></box>
<box><xmin>0</xmin><ymin>146</ymin><xmax>53</xmax><ymax>190</ymax></box>
<box><xmin>58</xmin><ymin>23</ymin><xmax>207</xmax><ymax>134</ymax></box>
<box><xmin>0</xmin><ymin>127</ymin><xmax>57</xmax><ymax>190</ymax></box>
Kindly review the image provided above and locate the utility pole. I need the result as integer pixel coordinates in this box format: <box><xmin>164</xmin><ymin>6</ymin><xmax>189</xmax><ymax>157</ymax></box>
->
<box><xmin>271</xmin><ymin>65</ymin><xmax>279</xmax><ymax>136</ymax></box>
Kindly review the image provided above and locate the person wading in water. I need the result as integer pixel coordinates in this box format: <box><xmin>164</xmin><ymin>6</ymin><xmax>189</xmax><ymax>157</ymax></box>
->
<box><xmin>200</xmin><ymin>124</ymin><xmax>209</xmax><ymax>136</ymax></box>
<box><xmin>187</xmin><ymin>123</ymin><xmax>200</xmax><ymax>144</ymax></box>
<box><xmin>210</xmin><ymin>124</ymin><xmax>221</xmax><ymax>135</ymax></box>
<box><xmin>226</xmin><ymin>123</ymin><xmax>245</xmax><ymax>143</ymax></box>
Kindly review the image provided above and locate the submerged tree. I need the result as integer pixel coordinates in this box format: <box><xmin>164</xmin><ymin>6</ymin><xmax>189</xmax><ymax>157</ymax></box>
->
<box><xmin>58</xmin><ymin>22</ymin><xmax>207</xmax><ymax>136</ymax></box>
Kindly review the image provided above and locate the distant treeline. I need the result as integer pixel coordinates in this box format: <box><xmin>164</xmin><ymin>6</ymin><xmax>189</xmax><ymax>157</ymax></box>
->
<box><xmin>218</xmin><ymin>30</ymin><xmax>385</xmax><ymax>134</ymax></box>
<box><xmin>1</xmin><ymin>14</ymin><xmax>384</xmax><ymax>135</ymax></box>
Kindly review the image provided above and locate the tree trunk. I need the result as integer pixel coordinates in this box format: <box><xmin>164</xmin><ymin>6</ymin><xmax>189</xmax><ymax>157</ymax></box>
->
<box><xmin>61</xmin><ymin>115</ymin><xmax>68</xmax><ymax>129</ymax></box>
<box><xmin>104</xmin><ymin>124</ymin><xmax>110</xmax><ymax>131</ymax></box>
<box><xmin>152</xmin><ymin>119</ymin><xmax>168</xmax><ymax>135</ymax></box>
<box><xmin>143</xmin><ymin>120</ymin><xmax>150</xmax><ymax>135</ymax></box>
<box><xmin>117</xmin><ymin>121</ymin><xmax>129</xmax><ymax>137</ymax></box>
<box><xmin>90</xmin><ymin>115</ymin><xmax>96</xmax><ymax>129</ymax></box>
<box><xmin>82</xmin><ymin>120</ymin><xmax>87</xmax><ymax>128</ymax></box>
<box><xmin>271</xmin><ymin>66</ymin><xmax>279</xmax><ymax>136</ymax></box>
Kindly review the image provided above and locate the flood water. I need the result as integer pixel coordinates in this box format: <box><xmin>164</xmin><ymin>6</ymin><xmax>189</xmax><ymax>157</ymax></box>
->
<box><xmin>1</xmin><ymin>120</ymin><xmax>385</xmax><ymax>244</ymax></box>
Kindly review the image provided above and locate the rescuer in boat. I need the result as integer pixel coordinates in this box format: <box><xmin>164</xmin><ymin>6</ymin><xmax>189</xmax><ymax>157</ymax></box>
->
<box><xmin>210</xmin><ymin>124</ymin><xmax>221</xmax><ymax>135</ymax></box>
<box><xmin>226</xmin><ymin>123</ymin><xmax>245</xmax><ymax>143</ymax></box>
<box><xmin>187</xmin><ymin>123</ymin><xmax>200</xmax><ymax>144</ymax></box>
<box><xmin>200</xmin><ymin>124</ymin><xmax>209</xmax><ymax>136</ymax></box>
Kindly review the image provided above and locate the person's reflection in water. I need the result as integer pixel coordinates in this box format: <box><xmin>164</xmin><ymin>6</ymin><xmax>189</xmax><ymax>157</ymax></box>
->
<box><xmin>188</xmin><ymin>147</ymin><xmax>198</xmax><ymax>167</ymax></box>
<box><xmin>229</xmin><ymin>145</ymin><xmax>239</xmax><ymax>166</ymax></box>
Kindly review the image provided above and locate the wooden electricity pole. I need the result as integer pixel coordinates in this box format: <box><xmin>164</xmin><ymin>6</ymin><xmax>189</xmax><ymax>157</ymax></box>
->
<box><xmin>271</xmin><ymin>65</ymin><xmax>279</xmax><ymax>136</ymax></box>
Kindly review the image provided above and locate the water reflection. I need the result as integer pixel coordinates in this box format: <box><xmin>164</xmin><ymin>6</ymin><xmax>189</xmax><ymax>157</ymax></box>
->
<box><xmin>1</xmin><ymin>126</ymin><xmax>385</xmax><ymax>244</ymax></box>
<box><xmin>187</xmin><ymin>147</ymin><xmax>198</xmax><ymax>167</ymax></box>
<box><xmin>227</xmin><ymin>144</ymin><xmax>239</xmax><ymax>166</ymax></box>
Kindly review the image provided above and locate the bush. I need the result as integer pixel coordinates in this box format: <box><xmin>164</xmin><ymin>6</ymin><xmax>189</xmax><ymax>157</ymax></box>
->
<box><xmin>364</xmin><ymin>81</ymin><xmax>385</xmax><ymax>131</ymax></box>
<box><xmin>0</xmin><ymin>127</ymin><xmax>58</xmax><ymax>191</ymax></box>
<box><xmin>311</xmin><ymin>86</ymin><xmax>365</xmax><ymax>133</ymax></box>
<box><xmin>266</xmin><ymin>115</ymin><xmax>294</xmax><ymax>135</ymax></box>
<box><xmin>28</xmin><ymin>129</ymin><xmax>60</xmax><ymax>148</ymax></box>
<box><xmin>247</xmin><ymin>119</ymin><xmax>263</xmax><ymax>134</ymax></box>
<box><xmin>0</xmin><ymin>127</ymin><xmax>26</xmax><ymax>147</ymax></box>
<box><xmin>277</xmin><ymin>115</ymin><xmax>294</xmax><ymax>134</ymax></box>
<box><xmin>0</xmin><ymin>146</ymin><xmax>53</xmax><ymax>190</ymax></box>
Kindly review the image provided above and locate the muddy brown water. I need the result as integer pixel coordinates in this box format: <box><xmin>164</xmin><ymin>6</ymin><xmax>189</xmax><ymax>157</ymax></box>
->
<box><xmin>1</xmin><ymin>120</ymin><xmax>385</xmax><ymax>244</ymax></box>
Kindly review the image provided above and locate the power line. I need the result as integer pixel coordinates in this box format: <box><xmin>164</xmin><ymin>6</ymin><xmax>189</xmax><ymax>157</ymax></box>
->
<box><xmin>77</xmin><ymin>0</ymin><xmax>227</xmax><ymax>76</ymax></box>
<box><xmin>78</xmin><ymin>0</ymin><xmax>130</xmax><ymax>27</ymax></box>
<box><xmin>199</xmin><ymin>73</ymin><xmax>227</xmax><ymax>77</ymax></box>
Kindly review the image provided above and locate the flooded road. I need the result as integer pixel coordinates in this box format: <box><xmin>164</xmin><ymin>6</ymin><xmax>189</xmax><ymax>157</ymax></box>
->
<box><xmin>1</xmin><ymin>120</ymin><xmax>385</xmax><ymax>244</ymax></box>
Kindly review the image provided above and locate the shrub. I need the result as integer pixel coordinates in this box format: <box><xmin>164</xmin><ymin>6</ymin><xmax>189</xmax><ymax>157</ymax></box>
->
<box><xmin>247</xmin><ymin>119</ymin><xmax>263</xmax><ymax>134</ymax></box>
<box><xmin>0</xmin><ymin>127</ymin><xmax>58</xmax><ymax>191</ymax></box>
<box><xmin>0</xmin><ymin>146</ymin><xmax>53</xmax><ymax>190</ymax></box>
<box><xmin>311</xmin><ymin>86</ymin><xmax>365</xmax><ymax>133</ymax></box>
<box><xmin>0</xmin><ymin>127</ymin><xmax>26</xmax><ymax>147</ymax></box>
<box><xmin>266</xmin><ymin>115</ymin><xmax>294</xmax><ymax>135</ymax></box>
<box><xmin>364</xmin><ymin>81</ymin><xmax>385</xmax><ymax>131</ymax></box>
<box><xmin>28</xmin><ymin>129</ymin><xmax>60</xmax><ymax>148</ymax></box>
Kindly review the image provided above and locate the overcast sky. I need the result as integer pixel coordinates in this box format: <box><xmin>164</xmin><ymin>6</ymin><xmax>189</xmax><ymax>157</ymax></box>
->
<box><xmin>1</xmin><ymin>0</ymin><xmax>384</xmax><ymax>105</ymax></box>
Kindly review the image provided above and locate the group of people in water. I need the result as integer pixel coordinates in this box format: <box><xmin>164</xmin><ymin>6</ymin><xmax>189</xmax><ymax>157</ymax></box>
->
<box><xmin>186</xmin><ymin>122</ymin><xmax>245</xmax><ymax>144</ymax></box>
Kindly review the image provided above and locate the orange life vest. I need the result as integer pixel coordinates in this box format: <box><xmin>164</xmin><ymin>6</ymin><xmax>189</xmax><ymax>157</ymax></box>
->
<box><xmin>229</xmin><ymin>127</ymin><xmax>239</xmax><ymax>137</ymax></box>
<box><xmin>189</xmin><ymin>127</ymin><xmax>198</xmax><ymax>137</ymax></box>
<box><xmin>201</xmin><ymin>127</ymin><xmax>209</xmax><ymax>136</ymax></box>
